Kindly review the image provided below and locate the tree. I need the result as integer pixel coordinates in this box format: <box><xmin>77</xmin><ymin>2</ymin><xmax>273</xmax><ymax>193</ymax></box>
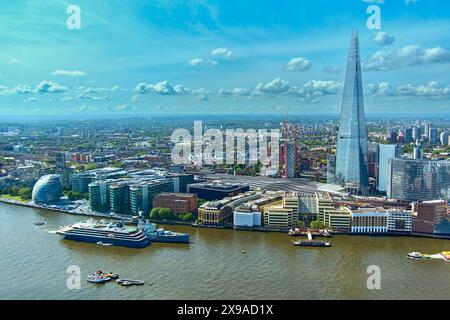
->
<box><xmin>150</xmin><ymin>208</ymin><xmax>161</xmax><ymax>220</ymax></box>
<box><xmin>18</xmin><ymin>188</ymin><xmax>32</xmax><ymax>200</ymax></box>
<box><xmin>310</xmin><ymin>220</ymin><xmax>326</xmax><ymax>230</ymax></box>
<box><xmin>182</xmin><ymin>212</ymin><xmax>195</xmax><ymax>222</ymax></box>
<box><xmin>295</xmin><ymin>221</ymin><xmax>306</xmax><ymax>228</ymax></box>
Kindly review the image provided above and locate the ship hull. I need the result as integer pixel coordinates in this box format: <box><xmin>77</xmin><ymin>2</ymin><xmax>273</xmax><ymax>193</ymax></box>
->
<box><xmin>62</xmin><ymin>233</ymin><xmax>151</xmax><ymax>248</ymax></box>
<box><xmin>147</xmin><ymin>234</ymin><xmax>190</xmax><ymax>244</ymax></box>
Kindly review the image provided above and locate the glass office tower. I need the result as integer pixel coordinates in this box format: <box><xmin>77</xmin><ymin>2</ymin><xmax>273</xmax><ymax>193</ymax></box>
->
<box><xmin>335</xmin><ymin>30</ymin><xmax>369</xmax><ymax>194</ymax></box>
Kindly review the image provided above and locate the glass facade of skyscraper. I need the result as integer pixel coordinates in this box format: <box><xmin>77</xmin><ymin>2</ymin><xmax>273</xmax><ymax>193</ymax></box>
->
<box><xmin>334</xmin><ymin>30</ymin><xmax>369</xmax><ymax>194</ymax></box>
<box><xmin>377</xmin><ymin>144</ymin><xmax>400</xmax><ymax>192</ymax></box>
<box><xmin>387</xmin><ymin>158</ymin><xmax>450</xmax><ymax>201</ymax></box>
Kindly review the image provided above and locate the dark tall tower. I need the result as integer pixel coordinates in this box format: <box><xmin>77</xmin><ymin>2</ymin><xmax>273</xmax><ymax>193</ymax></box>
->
<box><xmin>335</xmin><ymin>30</ymin><xmax>369</xmax><ymax>194</ymax></box>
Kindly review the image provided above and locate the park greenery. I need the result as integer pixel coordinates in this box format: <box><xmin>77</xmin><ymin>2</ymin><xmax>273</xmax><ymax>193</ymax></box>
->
<box><xmin>149</xmin><ymin>207</ymin><xmax>195</xmax><ymax>222</ymax></box>
<box><xmin>310</xmin><ymin>220</ymin><xmax>326</xmax><ymax>230</ymax></box>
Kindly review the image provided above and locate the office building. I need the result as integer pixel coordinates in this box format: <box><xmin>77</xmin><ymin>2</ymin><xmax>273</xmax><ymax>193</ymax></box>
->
<box><xmin>187</xmin><ymin>181</ymin><xmax>249</xmax><ymax>200</ymax></box>
<box><xmin>264</xmin><ymin>206</ymin><xmax>293</xmax><ymax>228</ymax></box>
<box><xmin>377</xmin><ymin>144</ymin><xmax>400</xmax><ymax>192</ymax></box>
<box><xmin>326</xmin><ymin>154</ymin><xmax>336</xmax><ymax>184</ymax></box>
<box><xmin>387</xmin><ymin>158</ymin><xmax>450</xmax><ymax>202</ymax></box>
<box><xmin>351</xmin><ymin>208</ymin><xmax>388</xmax><ymax>233</ymax></box>
<box><xmin>440</xmin><ymin>132</ymin><xmax>449</xmax><ymax>146</ymax></box>
<box><xmin>71</xmin><ymin>173</ymin><xmax>95</xmax><ymax>193</ymax></box>
<box><xmin>412</xmin><ymin>200</ymin><xmax>448</xmax><ymax>235</ymax></box>
<box><xmin>152</xmin><ymin>192</ymin><xmax>197</xmax><ymax>214</ymax></box>
<box><xmin>387</xmin><ymin>210</ymin><xmax>413</xmax><ymax>233</ymax></box>
<box><xmin>404</xmin><ymin>128</ymin><xmax>413</xmax><ymax>144</ymax></box>
<box><xmin>169</xmin><ymin>174</ymin><xmax>195</xmax><ymax>193</ymax></box>
<box><xmin>129</xmin><ymin>180</ymin><xmax>173</xmax><ymax>216</ymax></box>
<box><xmin>429</xmin><ymin>127</ymin><xmax>439</xmax><ymax>144</ymax></box>
<box><xmin>334</xmin><ymin>30</ymin><xmax>369</xmax><ymax>195</ymax></box>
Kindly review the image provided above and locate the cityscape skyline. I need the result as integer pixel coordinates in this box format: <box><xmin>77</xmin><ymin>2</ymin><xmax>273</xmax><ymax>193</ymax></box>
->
<box><xmin>1</xmin><ymin>0</ymin><xmax>450</xmax><ymax>115</ymax></box>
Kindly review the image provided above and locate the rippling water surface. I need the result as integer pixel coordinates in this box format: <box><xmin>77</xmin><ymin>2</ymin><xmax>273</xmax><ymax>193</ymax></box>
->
<box><xmin>0</xmin><ymin>203</ymin><xmax>449</xmax><ymax>300</ymax></box>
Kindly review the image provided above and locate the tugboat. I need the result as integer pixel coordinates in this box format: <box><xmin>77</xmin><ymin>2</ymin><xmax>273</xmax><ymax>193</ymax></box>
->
<box><xmin>292</xmin><ymin>232</ymin><xmax>331</xmax><ymax>247</ymax></box>
<box><xmin>138</xmin><ymin>219</ymin><xmax>190</xmax><ymax>243</ymax></box>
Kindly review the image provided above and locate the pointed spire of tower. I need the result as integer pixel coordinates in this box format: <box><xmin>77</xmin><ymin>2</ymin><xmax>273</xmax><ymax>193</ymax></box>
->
<box><xmin>334</xmin><ymin>30</ymin><xmax>369</xmax><ymax>195</ymax></box>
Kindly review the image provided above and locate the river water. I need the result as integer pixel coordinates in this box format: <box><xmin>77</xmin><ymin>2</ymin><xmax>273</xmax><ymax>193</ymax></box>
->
<box><xmin>0</xmin><ymin>202</ymin><xmax>449</xmax><ymax>300</ymax></box>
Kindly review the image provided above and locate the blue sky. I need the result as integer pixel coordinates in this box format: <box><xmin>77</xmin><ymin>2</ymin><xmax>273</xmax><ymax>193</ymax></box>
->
<box><xmin>1</xmin><ymin>0</ymin><xmax>450</xmax><ymax>115</ymax></box>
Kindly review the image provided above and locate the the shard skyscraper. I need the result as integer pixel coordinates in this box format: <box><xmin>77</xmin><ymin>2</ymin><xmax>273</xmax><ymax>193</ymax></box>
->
<box><xmin>335</xmin><ymin>30</ymin><xmax>369</xmax><ymax>195</ymax></box>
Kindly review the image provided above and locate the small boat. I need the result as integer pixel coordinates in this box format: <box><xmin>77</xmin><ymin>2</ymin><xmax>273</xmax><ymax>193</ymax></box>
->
<box><xmin>116</xmin><ymin>278</ymin><xmax>145</xmax><ymax>286</ymax></box>
<box><xmin>407</xmin><ymin>252</ymin><xmax>431</xmax><ymax>260</ymax></box>
<box><xmin>292</xmin><ymin>240</ymin><xmax>331</xmax><ymax>247</ymax></box>
<box><xmin>242</xmin><ymin>249</ymin><xmax>246</xmax><ymax>254</ymax></box>
<box><xmin>96</xmin><ymin>241</ymin><xmax>113</xmax><ymax>246</ymax></box>
<box><xmin>87</xmin><ymin>275</ymin><xmax>111</xmax><ymax>284</ymax></box>
<box><xmin>34</xmin><ymin>222</ymin><xmax>46</xmax><ymax>226</ymax></box>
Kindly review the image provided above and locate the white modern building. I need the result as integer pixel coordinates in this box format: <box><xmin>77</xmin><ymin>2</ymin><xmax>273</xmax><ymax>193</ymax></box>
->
<box><xmin>351</xmin><ymin>208</ymin><xmax>388</xmax><ymax>233</ymax></box>
<box><xmin>233</xmin><ymin>206</ymin><xmax>262</xmax><ymax>227</ymax></box>
<box><xmin>387</xmin><ymin>210</ymin><xmax>413</xmax><ymax>233</ymax></box>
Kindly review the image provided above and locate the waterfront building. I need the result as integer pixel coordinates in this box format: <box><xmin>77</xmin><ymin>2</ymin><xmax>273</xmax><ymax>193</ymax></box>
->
<box><xmin>351</xmin><ymin>208</ymin><xmax>388</xmax><ymax>233</ymax></box>
<box><xmin>152</xmin><ymin>192</ymin><xmax>197</xmax><ymax>214</ymax></box>
<box><xmin>263</xmin><ymin>206</ymin><xmax>293</xmax><ymax>228</ymax></box>
<box><xmin>233</xmin><ymin>204</ymin><xmax>262</xmax><ymax>228</ymax></box>
<box><xmin>283</xmin><ymin>192</ymin><xmax>299</xmax><ymax>224</ymax></box>
<box><xmin>298</xmin><ymin>193</ymin><xmax>319</xmax><ymax>224</ymax></box>
<box><xmin>387</xmin><ymin>210</ymin><xmax>413</xmax><ymax>233</ymax></box>
<box><xmin>129</xmin><ymin>180</ymin><xmax>173</xmax><ymax>216</ymax></box>
<box><xmin>323</xmin><ymin>206</ymin><xmax>352</xmax><ymax>232</ymax></box>
<box><xmin>32</xmin><ymin>174</ymin><xmax>62</xmax><ymax>204</ymax></box>
<box><xmin>334</xmin><ymin>30</ymin><xmax>369</xmax><ymax>195</ymax></box>
<box><xmin>109</xmin><ymin>183</ymin><xmax>130</xmax><ymax>215</ymax></box>
<box><xmin>198</xmin><ymin>192</ymin><xmax>262</xmax><ymax>225</ymax></box>
<box><xmin>88</xmin><ymin>180</ymin><xmax>112</xmax><ymax>212</ymax></box>
<box><xmin>317</xmin><ymin>193</ymin><xmax>334</xmax><ymax>222</ymax></box>
<box><xmin>387</xmin><ymin>158</ymin><xmax>450</xmax><ymax>202</ymax></box>
<box><xmin>187</xmin><ymin>181</ymin><xmax>249</xmax><ymax>201</ymax></box>
<box><xmin>377</xmin><ymin>144</ymin><xmax>400</xmax><ymax>192</ymax></box>
<box><xmin>412</xmin><ymin>200</ymin><xmax>449</xmax><ymax>235</ymax></box>
<box><xmin>71</xmin><ymin>173</ymin><xmax>95</xmax><ymax>193</ymax></box>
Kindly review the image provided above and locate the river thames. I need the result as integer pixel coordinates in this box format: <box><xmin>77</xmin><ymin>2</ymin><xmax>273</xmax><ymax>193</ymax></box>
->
<box><xmin>0</xmin><ymin>202</ymin><xmax>449</xmax><ymax>300</ymax></box>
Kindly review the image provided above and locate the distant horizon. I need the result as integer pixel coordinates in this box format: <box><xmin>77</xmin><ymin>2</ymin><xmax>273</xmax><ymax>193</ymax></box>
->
<box><xmin>2</xmin><ymin>112</ymin><xmax>450</xmax><ymax>123</ymax></box>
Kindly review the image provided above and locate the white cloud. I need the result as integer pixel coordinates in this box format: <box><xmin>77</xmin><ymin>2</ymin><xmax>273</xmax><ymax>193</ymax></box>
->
<box><xmin>368</xmin><ymin>81</ymin><xmax>450</xmax><ymax>100</ymax></box>
<box><xmin>0</xmin><ymin>84</ymin><xmax>33</xmax><ymax>95</ymax></box>
<box><xmin>35</xmin><ymin>80</ymin><xmax>67</xmax><ymax>93</ymax></box>
<box><xmin>52</xmin><ymin>70</ymin><xmax>87</xmax><ymax>77</ymax></box>
<box><xmin>188</xmin><ymin>58</ymin><xmax>218</xmax><ymax>67</ymax></box>
<box><xmin>133</xmin><ymin>81</ymin><xmax>205</xmax><ymax>98</ymax></box>
<box><xmin>219</xmin><ymin>88</ymin><xmax>251</xmax><ymax>97</ymax></box>
<box><xmin>286</xmin><ymin>57</ymin><xmax>311</xmax><ymax>72</ymax></box>
<box><xmin>373</xmin><ymin>31</ymin><xmax>395</xmax><ymax>46</ymax></box>
<box><xmin>364</xmin><ymin>45</ymin><xmax>450</xmax><ymax>71</ymax></box>
<box><xmin>255</xmin><ymin>78</ymin><xmax>291</xmax><ymax>95</ymax></box>
<box><xmin>290</xmin><ymin>80</ymin><xmax>343</xmax><ymax>98</ymax></box>
<box><xmin>211</xmin><ymin>48</ymin><xmax>235</xmax><ymax>60</ymax></box>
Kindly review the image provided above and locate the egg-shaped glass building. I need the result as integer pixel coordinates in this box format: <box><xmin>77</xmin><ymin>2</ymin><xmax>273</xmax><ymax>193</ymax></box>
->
<box><xmin>32</xmin><ymin>174</ymin><xmax>63</xmax><ymax>204</ymax></box>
